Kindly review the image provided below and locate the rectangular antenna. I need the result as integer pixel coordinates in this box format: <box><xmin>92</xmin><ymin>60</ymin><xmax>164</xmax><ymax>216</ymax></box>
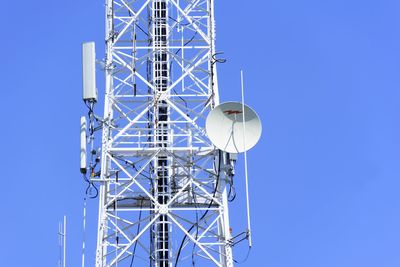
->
<box><xmin>80</xmin><ymin>116</ymin><xmax>87</xmax><ymax>174</ymax></box>
<box><xmin>82</xmin><ymin>42</ymin><xmax>97</xmax><ymax>101</ymax></box>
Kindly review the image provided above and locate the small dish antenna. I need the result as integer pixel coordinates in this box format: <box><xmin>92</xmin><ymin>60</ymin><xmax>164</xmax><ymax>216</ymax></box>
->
<box><xmin>206</xmin><ymin>102</ymin><xmax>262</xmax><ymax>153</ymax></box>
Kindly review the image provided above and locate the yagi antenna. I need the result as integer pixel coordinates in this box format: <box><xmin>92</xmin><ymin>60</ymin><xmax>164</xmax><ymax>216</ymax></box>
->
<box><xmin>206</xmin><ymin>101</ymin><xmax>262</xmax><ymax>154</ymax></box>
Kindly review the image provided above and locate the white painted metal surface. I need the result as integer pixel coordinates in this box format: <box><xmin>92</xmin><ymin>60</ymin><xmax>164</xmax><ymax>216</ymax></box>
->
<box><xmin>82</xmin><ymin>42</ymin><xmax>97</xmax><ymax>101</ymax></box>
<box><xmin>58</xmin><ymin>216</ymin><xmax>67</xmax><ymax>267</ymax></box>
<box><xmin>206</xmin><ymin>102</ymin><xmax>262</xmax><ymax>153</ymax></box>
<box><xmin>241</xmin><ymin>71</ymin><xmax>252</xmax><ymax>247</ymax></box>
<box><xmin>87</xmin><ymin>1</ymin><xmax>242</xmax><ymax>266</ymax></box>
<box><xmin>80</xmin><ymin>116</ymin><xmax>87</xmax><ymax>173</ymax></box>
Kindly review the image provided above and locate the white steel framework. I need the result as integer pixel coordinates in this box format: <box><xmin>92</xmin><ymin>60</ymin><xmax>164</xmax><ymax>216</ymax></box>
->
<box><xmin>94</xmin><ymin>0</ymin><xmax>234</xmax><ymax>266</ymax></box>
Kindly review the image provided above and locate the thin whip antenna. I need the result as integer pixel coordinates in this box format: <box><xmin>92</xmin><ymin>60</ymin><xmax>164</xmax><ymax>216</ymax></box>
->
<box><xmin>241</xmin><ymin>70</ymin><xmax>252</xmax><ymax>247</ymax></box>
<box><xmin>63</xmin><ymin>216</ymin><xmax>67</xmax><ymax>267</ymax></box>
<box><xmin>59</xmin><ymin>216</ymin><xmax>67</xmax><ymax>267</ymax></box>
<box><xmin>81</xmin><ymin>199</ymin><xmax>87</xmax><ymax>267</ymax></box>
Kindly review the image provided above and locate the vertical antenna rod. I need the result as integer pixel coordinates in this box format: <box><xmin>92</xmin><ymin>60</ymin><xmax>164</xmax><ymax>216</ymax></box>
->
<box><xmin>241</xmin><ymin>70</ymin><xmax>253</xmax><ymax>247</ymax></box>
<box><xmin>81</xmin><ymin>199</ymin><xmax>87</xmax><ymax>267</ymax></box>
<box><xmin>58</xmin><ymin>216</ymin><xmax>67</xmax><ymax>267</ymax></box>
<box><xmin>64</xmin><ymin>216</ymin><xmax>67</xmax><ymax>267</ymax></box>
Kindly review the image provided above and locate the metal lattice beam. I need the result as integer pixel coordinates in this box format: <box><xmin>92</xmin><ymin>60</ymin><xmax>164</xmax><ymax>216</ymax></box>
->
<box><xmin>94</xmin><ymin>0</ymin><xmax>234</xmax><ymax>266</ymax></box>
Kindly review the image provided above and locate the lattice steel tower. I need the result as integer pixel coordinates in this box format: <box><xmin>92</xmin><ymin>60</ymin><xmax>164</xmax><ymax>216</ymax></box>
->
<box><xmin>83</xmin><ymin>0</ymin><xmax>244</xmax><ymax>266</ymax></box>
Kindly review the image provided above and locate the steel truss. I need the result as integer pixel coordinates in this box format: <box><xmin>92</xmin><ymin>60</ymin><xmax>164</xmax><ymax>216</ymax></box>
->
<box><xmin>95</xmin><ymin>0</ymin><xmax>234</xmax><ymax>266</ymax></box>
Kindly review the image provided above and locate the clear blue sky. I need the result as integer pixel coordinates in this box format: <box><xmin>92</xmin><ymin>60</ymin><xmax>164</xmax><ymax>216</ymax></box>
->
<box><xmin>1</xmin><ymin>0</ymin><xmax>400</xmax><ymax>266</ymax></box>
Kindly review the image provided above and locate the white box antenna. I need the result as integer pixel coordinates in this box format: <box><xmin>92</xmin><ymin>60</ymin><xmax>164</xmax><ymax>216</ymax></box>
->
<box><xmin>82</xmin><ymin>42</ymin><xmax>97</xmax><ymax>102</ymax></box>
<box><xmin>80</xmin><ymin>116</ymin><xmax>87</xmax><ymax>174</ymax></box>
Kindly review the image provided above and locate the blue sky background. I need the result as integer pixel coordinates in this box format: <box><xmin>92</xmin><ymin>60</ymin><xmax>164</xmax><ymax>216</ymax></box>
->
<box><xmin>1</xmin><ymin>0</ymin><xmax>400</xmax><ymax>266</ymax></box>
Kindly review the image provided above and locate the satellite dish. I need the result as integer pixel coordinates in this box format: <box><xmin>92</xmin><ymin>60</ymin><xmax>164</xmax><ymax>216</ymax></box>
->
<box><xmin>206</xmin><ymin>102</ymin><xmax>262</xmax><ymax>153</ymax></box>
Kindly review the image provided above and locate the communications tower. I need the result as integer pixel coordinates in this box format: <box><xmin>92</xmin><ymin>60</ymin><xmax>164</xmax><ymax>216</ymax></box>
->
<box><xmin>80</xmin><ymin>1</ymin><xmax>260</xmax><ymax>266</ymax></box>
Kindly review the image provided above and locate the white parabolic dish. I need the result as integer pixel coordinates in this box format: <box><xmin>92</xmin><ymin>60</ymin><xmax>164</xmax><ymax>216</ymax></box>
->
<box><xmin>206</xmin><ymin>102</ymin><xmax>262</xmax><ymax>153</ymax></box>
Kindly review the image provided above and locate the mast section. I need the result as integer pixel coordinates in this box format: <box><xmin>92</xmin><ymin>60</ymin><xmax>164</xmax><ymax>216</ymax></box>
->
<box><xmin>94</xmin><ymin>1</ymin><xmax>234</xmax><ymax>266</ymax></box>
